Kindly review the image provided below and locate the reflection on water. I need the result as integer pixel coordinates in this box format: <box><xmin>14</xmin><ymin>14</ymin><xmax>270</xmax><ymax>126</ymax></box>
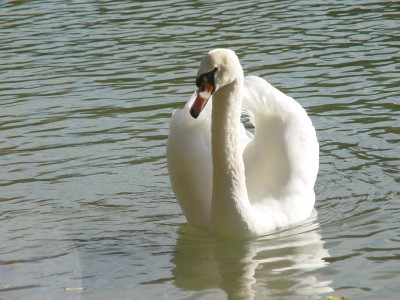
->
<box><xmin>1</xmin><ymin>0</ymin><xmax>399</xmax><ymax>299</ymax></box>
<box><xmin>172</xmin><ymin>213</ymin><xmax>332</xmax><ymax>299</ymax></box>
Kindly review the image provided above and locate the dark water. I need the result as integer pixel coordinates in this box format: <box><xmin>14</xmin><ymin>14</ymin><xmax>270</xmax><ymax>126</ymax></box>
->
<box><xmin>1</xmin><ymin>1</ymin><xmax>399</xmax><ymax>299</ymax></box>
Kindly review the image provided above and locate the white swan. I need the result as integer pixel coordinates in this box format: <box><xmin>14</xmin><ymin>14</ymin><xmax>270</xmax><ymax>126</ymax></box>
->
<box><xmin>166</xmin><ymin>49</ymin><xmax>319</xmax><ymax>238</ymax></box>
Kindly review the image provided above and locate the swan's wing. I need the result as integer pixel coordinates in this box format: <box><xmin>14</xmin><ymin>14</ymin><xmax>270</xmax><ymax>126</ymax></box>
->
<box><xmin>242</xmin><ymin>76</ymin><xmax>319</xmax><ymax>222</ymax></box>
<box><xmin>166</xmin><ymin>91</ymin><xmax>213</xmax><ymax>231</ymax></box>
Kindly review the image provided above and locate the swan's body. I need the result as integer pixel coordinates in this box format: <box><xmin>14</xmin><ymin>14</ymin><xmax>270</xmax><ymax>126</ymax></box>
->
<box><xmin>166</xmin><ymin>49</ymin><xmax>319</xmax><ymax>238</ymax></box>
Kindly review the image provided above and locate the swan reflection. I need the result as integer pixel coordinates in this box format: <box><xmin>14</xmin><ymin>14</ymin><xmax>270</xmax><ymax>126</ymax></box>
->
<box><xmin>171</xmin><ymin>213</ymin><xmax>332</xmax><ymax>299</ymax></box>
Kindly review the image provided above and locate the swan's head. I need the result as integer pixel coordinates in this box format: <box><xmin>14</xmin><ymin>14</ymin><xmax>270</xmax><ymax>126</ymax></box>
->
<box><xmin>190</xmin><ymin>49</ymin><xmax>242</xmax><ymax>118</ymax></box>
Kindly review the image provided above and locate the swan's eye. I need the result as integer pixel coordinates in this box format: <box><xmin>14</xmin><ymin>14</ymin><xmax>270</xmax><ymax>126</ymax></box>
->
<box><xmin>196</xmin><ymin>67</ymin><xmax>217</xmax><ymax>90</ymax></box>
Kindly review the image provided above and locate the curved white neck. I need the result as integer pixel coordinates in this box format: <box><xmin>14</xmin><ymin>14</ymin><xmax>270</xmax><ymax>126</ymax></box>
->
<box><xmin>211</xmin><ymin>77</ymin><xmax>252</xmax><ymax>237</ymax></box>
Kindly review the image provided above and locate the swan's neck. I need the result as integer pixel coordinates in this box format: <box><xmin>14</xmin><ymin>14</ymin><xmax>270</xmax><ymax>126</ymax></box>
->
<box><xmin>211</xmin><ymin>77</ymin><xmax>252</xmax><ymax>237</ymax></box>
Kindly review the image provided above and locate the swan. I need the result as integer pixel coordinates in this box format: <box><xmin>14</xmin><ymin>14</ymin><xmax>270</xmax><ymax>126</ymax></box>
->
<box><xmin>166</xmin><ymin>49</ymin><xmax>319</xmax><ymax>238</ymax></box>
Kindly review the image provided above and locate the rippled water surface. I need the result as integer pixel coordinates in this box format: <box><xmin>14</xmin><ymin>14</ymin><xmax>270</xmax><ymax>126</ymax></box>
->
<box><xmin>1</xmin><ymin>1</ymin><xmax>399</xmax><ymax>299</ymax></box>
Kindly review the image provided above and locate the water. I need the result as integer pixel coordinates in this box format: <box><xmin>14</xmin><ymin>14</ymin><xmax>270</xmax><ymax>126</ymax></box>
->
<box><xmin>1</xmin><ymin>1</ymin><xmax>399</xmax><ymax>299</ymax></box>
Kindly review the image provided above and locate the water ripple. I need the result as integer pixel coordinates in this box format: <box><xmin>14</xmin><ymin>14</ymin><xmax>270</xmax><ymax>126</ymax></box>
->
<box><xmin>1</xmin><ymin>1</ymin><xmax>399</xmax><ymax>299</ymax></box>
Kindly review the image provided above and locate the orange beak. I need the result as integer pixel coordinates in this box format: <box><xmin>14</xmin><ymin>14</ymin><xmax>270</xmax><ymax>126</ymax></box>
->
<box><xmin>190</xmin><ymin>81</ymin><xmax>214</xmax><ymax>119</ymax></box>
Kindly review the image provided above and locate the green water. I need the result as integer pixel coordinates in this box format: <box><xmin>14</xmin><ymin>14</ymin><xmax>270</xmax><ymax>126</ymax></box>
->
<box><xmin>1</xmin><ymin>1</ymin><xmax>399</xmax><ymax>299</ymax></box>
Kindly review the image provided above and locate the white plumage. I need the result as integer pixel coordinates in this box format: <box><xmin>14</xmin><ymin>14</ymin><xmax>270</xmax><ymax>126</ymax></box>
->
<box><xmin>167</xmin><ymin>49</ymin><xmax>319</xmax><ymax>238</ymax></box>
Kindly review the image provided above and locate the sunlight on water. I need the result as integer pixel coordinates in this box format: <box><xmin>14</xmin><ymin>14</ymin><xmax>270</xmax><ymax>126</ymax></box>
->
<box><xmin>0</xmin><ymin>1</ymin><xmax>399</xmax><ymax>299</ymax></box>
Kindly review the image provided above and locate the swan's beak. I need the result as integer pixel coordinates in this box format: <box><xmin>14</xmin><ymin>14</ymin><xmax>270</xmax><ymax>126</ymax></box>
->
<box><xmin>190</xmin><ymin>81</ymin><xmax>214</xmax><ymax>119</ymax></box>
